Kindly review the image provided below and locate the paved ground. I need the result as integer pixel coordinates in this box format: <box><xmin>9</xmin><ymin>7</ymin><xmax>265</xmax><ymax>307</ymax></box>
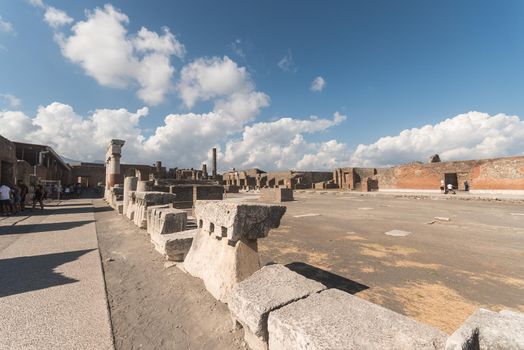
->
<box><xmin>254</xmin><ymin>191</ymin><xmax>524</xmax><ymax>334</ymax></box>
<box><xmin>0</xmin><ymin>200</ymin><xmax>113</xmax><ymax>350</ymax></box>
<box><xmin>93</xmin><ymin>199</ymin><xmax>245</xmax><ymax>350</ymax></box>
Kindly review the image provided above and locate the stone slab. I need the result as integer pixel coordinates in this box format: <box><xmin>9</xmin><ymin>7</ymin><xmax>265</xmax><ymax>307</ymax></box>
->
<box><xmin>446</xmin><ymin>308</ymin><xmax>524</xmax><ymax>350</ymax></box>
<box><xmin>147</xmin><ymin>207</ymin><xmax>187</xmax><ymax>236</ymax></box>
<box><xmin>151</xmin><ymin>229</ymin><xmax>196</xmax><ymax>262</ymax></box>
<box><xmin>194</xmin><ymin>200</ymin><xmax>286</xmax><ymax>242</ymax></box>
<box><xmin>229</xmin><ymin>264</ymin><xmax>326</xmax><ymax>350</ymax></box>
<box><xmin>267</xmin><ymin>288</ymin><xmax>447</xmax><ymax>350</ymax></box>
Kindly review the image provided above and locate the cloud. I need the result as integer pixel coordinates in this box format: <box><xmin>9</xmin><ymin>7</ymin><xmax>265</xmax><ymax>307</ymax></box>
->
<box><xmin>0</xmin><ymin>102</ymin><xmax>148</xmax><ymax>162</ymax></box>
<box><xmin>53</xmin><ymin>4</ymin><xmax>184</xmax><ymax>105</ymax></box>
<box><xmin>0</xmin><ymin>16</ymin><xmax>14</xmax><ymax>34</ymax></box>
<box><xmin>230</xmin><ymin>38</ymin><xmax>245</xmax><ymax>59</ymax></box>
<box><xmin>28</xmin><ymin>0</ymin><xmax>45</xmax><ymax>8</ymax></box>
<box><xmin>278</xmin><ymin>49</ymin><xmax>297</xmax><ymax>72</ymax></box>
<box><xmin>177</xmin><ymin>56</ymin><xmax>269</xmax><ymax>121</ymax></box>
<box><xmin>44</xmin><ymin>7</ymin><xmax>73</xmax><ymax>28</ymax></box>
<box><xmin>223</xmin><ymin>112</ymin><xmax>348</xmax><ymax>170</ymax></box>
<box><xmin>350</xmin><ymin>111</ymin><xmax>524</xmax><ymax>167</ymax></box>
<box><xmin>0</xmin><ymin>93</ymin><xmax>22</xmax><ymax>108</ymax></box>
<box><xmin>310</xmin><ymin>76</ymin><xmax>326</xmax><ymax>92</ymax></box>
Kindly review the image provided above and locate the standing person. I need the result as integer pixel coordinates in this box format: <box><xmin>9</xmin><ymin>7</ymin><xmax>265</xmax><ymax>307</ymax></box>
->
<box><xmin>0</xmin><ymin>183</ymin><xmax>12</xmax><ymax>216</ymax></box>
<box><xmin>440</xmin><ymin>179</ymin><xmax>445</xmax><ymax>193</ymax></box>
<box><xmin>464</xmin><ymin>180</ymin><xmax>469</xmax><ymax>192</ymax></box>
<box><xmin>447</xmin><ymin>183</ymin><xmax>456</xmax><ymax>194</ymax></box>
<box><xmin>11</xmin><ymin>184</ymin><xmax>21</xmax><ymax>214</ymax></box>
<box><xmin>18</xmin><ymin>180</ymin><xmax>28</xmax><ymax>211</ymax></box>
<box><xmin>32</xmin><ymin>185</ymin><xmax>45</xmax><ymax>210</ymax></box>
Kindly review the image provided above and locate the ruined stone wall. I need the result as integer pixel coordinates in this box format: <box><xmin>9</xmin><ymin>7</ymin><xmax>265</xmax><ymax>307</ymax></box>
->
<box><xmin>376</xmin><ymin>156</ymin><xmax>524</xmax><ymax>192</ymax></box>
<box><xmin>16</xmin><ymin>160</ymin><xmax>32</xmax><ymax>185</ymax></box>
<box><xmin>0</xmin><ymin>135</ymin><xmax>17</xmax><ymax>185</ymax></box>
<box><xmin>70</xmin><ymin>163</ymin><xmax>106</xmax><ymax>187</ymax></box>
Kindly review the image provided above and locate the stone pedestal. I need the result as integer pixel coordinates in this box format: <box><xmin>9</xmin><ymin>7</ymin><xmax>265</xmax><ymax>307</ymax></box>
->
<box><xmin>183</xmin><ymin>201</ymin><xmax>286</xmax><ymax>303</ymax></box>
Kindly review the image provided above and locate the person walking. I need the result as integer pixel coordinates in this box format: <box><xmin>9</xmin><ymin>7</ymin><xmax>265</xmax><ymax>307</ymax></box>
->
<box><xmin>447</xmin><ymin>183</ymin><xmax>456</xmax><ymax>195</ymax></box>
<box><xmin>0</xmin><ymin>183</ymin><xmax>12</xmax><ymax>216</ymax></box>
<box><xmin>18</xmin><ymin>180</ymin><xmax>28</xmax><ymax>211</ymax></box>
<box><xmin>32</xmin><ymin>184</ymin><xmax>45</xmax><ymax>210</ymax></box>
<box><xmin>12</xmin><ymin>184</ymin><xmax>21</xmax><ymax>214</ymax></box>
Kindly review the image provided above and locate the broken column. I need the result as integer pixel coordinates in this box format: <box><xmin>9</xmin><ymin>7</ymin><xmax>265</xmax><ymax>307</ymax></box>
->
<box><xmin>123</xmin><ymin>176</ymin><xmax>138</xmax><ymax>215</ymax></box>
<box><xmin>183</xmin><ymin>201</ymin><xmax>286</xmax><ymax>303</ymax></box>
<box><xmin>133</xmin><ymin>191</ymin><xmax>176</xmax><ymax>229</ymax></box>
<box><xmin>212</xmin><ymin>147</ymin><xmax>217</xmax><ymax>179</ymax></box>
<box><xmin>105</xmin><ymin>139</ymin><xmax>125</xmax><ymax>200</ymax></box>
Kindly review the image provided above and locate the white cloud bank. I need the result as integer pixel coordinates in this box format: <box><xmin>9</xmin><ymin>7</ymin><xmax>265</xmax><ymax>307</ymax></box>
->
<box><xmin>51</xmin><ymin>4</ymin><xmax>185</xmax><ymax>105</ymax></box>
<box><xmin>310</xmin><ymin>76</ymin><xmax>326</xmax><ymax>92</ymax></box>
<box><xmin>1</xmin><ymin>105</ymin><xmax>523</xmax><ymax>171</ymax></box>
<box><xmin>0</xmin><ymin>93</ymin><xmax>21</xmax><ymax>108</ymax></box>
<box><xmin>350</xmin><ymin>111</ymin><xmax>524</xmax><ymax>167</ymax></box>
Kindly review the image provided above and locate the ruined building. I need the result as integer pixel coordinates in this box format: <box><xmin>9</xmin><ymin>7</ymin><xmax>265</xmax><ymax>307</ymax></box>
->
<box><xmin>334</xmin><ymin>155</ymin><xmax>524</xmax><ymax>194</ymax></box>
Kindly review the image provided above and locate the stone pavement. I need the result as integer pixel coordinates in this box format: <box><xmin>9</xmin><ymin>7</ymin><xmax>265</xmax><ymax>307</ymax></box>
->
<box><xmin>0</xmin><ymin>200</ymin><xmax>114</xmax><ymax>350</ymax></box>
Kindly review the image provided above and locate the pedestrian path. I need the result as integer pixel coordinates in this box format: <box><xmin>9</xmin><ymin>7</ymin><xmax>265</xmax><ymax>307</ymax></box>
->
<box><xmin>0</xmin><ymin>200</ymin><xmax>114</xmax><ymax>350</ymax></box>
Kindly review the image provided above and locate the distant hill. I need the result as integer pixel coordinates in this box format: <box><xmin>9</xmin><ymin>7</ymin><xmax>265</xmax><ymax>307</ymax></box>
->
<box><xmin>61</xmin><ymin>156</ymin><xmax>104</xmax><ymax>165</ymax></box>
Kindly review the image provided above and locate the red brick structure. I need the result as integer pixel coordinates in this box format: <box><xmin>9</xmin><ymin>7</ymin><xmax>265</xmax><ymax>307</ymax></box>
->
<box><xmin>334</xmin><ymin>156</ymin><xmax>524</xmax><ymax>194</ymax></box>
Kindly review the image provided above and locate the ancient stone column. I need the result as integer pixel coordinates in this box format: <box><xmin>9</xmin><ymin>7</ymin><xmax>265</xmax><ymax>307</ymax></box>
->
<box><xmin>105</xmin><ymin>139</ymin><xmax>125</xmax><ymax>200</ymax></box>
<box><xmin>136</xmin><ymin>180</ymin><xmax>152</xmax><ymax>192</ymax></box>
<box><xmin>202</xmin><ymin>163</ymin><xmax>208</xmax><ymax>179</ymax></box>
<box><xmin>123</xmin><ymin>176</ymin><xmax>138</xmax><ymax>215</ymax></box>
<box><xmin>183</xmin><ymin>201</ymin><xmax>286</xmax><ymax>303</ymax></box>
<box><xmin>212</xmin><ymin>147</ymin><xmax>217</xmax><ymax>179</ymax></box>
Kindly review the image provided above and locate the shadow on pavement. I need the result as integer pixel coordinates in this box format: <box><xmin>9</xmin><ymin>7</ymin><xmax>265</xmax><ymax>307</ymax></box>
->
<box><xmin>0</xmin><ymin>249</ymin><xmax>95</xmax><ymax>298</ymax></box>
<box><xmin>286</xmin><ymin>262</ymin><xmax>369</xmax><ymax>294</ymax></box>
<box><xmin>0</xmin><ymin>220</ymin><xmax>95</xmax><ymax>235</ymax></box>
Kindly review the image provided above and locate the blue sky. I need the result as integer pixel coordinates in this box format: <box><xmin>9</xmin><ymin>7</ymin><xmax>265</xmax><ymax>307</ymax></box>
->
<box><xmin>1</xmin><ymin>1</ymin><xmax>523</xmax><ymax>170</ymax></box>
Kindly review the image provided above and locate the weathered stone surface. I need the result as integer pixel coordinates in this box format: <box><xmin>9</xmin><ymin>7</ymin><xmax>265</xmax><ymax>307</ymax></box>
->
<box><xmin>194</xmin><ymin>201</ymin><xmax>286</xmax><ymax>242</ymax></box>
<box><xmin>116</xmin><ymin>201</ymin><xmax>123</xmax><ymax>215</ymax></box>
<box><xmin>259</xmin><ymin>188</ymin><xmax>294</xmax><ymax>203</ymax></box>
<box><xmin>133</xmin><ymin>191</ymin><xmax>176</xmax><ymax>229</ymax></box>
<box><xmin>229</xmin><ymin>264</ymin><xmax>326</xmax><ymax>350</ymax></box>
<box><xmin>446</xmin><ymin>308</ymin><xmax>524</xmax><ymax>350</ymax></box>
<box><xmin>146</xmin><ymin>205</ymin><xmax>170</xmax><ymax>234</ymax></box>
<box><xmin>147</xmin><ymin>207</ymin><xmax>187</xmax><ymax>236</ymax></box>
<box><xmin>268</xmin><ymin>289</ymin><xmax>447</xmax><ymax>350</ymax></box>
<box><xmin>184</xmin><ymin>201</ymin><xmax>286</xmax><ymax>303</ymax></box>
<box><xmin>151</xmin><ymin>229</ymin><xmax>196</xmax><ymax>261</ymax></box>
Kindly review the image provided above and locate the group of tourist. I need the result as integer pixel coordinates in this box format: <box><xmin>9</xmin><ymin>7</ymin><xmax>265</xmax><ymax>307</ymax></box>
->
<box><xmin>440</xmin><ymin>180</ymin><xmax>469</xmax><ymax>194</ymax></box>
<box><xmin>0</xmin><ymin>180</ymin><xmax>36</xmax><ymax>216</ymax></box>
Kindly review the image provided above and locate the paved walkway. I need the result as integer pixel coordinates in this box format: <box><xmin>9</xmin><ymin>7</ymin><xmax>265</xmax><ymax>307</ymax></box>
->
<box><xmin>0</xmin><ymin>200</ymin><xmax>114</xmax><ymax>350</ymax></box>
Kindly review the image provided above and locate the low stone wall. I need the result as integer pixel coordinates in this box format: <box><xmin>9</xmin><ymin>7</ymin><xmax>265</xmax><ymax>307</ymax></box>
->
<box><xmin>133</xmin><ymin>191</ymin><xmax>176</xmax><ymax>229</ymax></box>
<box><xmin>259</xmin><ymin>188</ymin><xmax>294</xmax><ymax>203</ymax></box>
<box><xmin>229</xmin><ymin>264</ymin><xmax>523</xmax><ymax>350</ymax></box>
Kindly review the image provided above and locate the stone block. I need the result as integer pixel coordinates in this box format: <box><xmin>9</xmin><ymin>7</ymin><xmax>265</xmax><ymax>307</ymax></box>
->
<box><xmin>147</xmin><ymin>207</ymin><xmax>187</xmax><ymax>236</ymax></box>
<box><xmin>267</xmin><ymin>289</ymin><xmax>448</xmax><ymax>350</ymax></box>
<box><xmin>184</xmin><ymin>201</ymin><xmax>286</xmax><ymax>303</ymax></box>
<box><xmin>133</xmin><ymin>191</ymin><xmax>176</xmax><ymax>229</ymax></box>
<box><xmin>229</xmin><ymin>264</ymin><xmax>326</xmax><ymax>350</ymax></box>
<box><xmin>259</xmin><ymin>188</ymin><xmax>294</xmax><ymax>203</ymax></box>
<box><xmin>151</xmin><ymin>229</ymin><xmax>196</xmax><ymax>261</ymax></box>
<box><xmin>146</xmin><ymin>205</ymin><xmax>171</xmax><ymax>234</ymax></box>
<box><xmin>446</xmin><ymin>308</ymin><xmax>524</xmax><ymax>350</ymax></box>
<box><xmin>116</xmin><ymin>201</ymin><xmax>123</xmax><ymax>215</ymax></box>
<box><xmin>194</xmin><ymin>201</ymin><xmax>286</xmax><ymax>242</ymax></box>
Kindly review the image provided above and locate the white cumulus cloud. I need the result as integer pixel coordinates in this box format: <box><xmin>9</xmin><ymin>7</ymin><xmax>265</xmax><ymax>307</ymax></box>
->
<box><xmin>177</xmin><ymin>56</ymin><xmax>269</xmax><ymax>121</ymax></box>
<box><xmin>310</xmin><ymin>76</ymin><xmax>326</xmax><ymax>92</ymax></box>
<box><xmin>223</xmin><ymin>112</ymin><xmax>348</xmax><ymax>170</ymax></box>
<box><xmin>44</xmin><ymin>6</ymin><xmax>73</xmax><ymax>28</ymax></box>
<box><xmin>53</xmin><ymin>4</ymin><xmax>184</xmax><ymax>105</ymax></box>
<box><xmin>350</xmin><ymin>111</ymin><xmax>524</xmax><ymax>167</ymax></box>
